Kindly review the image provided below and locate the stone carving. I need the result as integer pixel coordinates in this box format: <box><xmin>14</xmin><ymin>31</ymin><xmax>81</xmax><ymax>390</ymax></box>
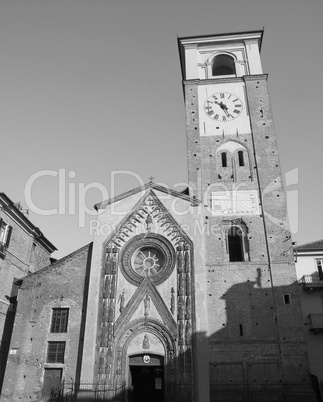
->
<box><xmin>178</xmin><ymin>320</ymin><xmax>184</xmax><ymax>344</ymax></box>
<box><xmin>186</xmin><ymin>296</ymin><xmax>191</xmax><ymax>320</ymax></box>
<box><xmin>100</xmin><ymin>326</ymin><xmax>107</xmax><ymax>347</ymax></box>
<box><xmin>118</xmin><ymin>289</ymin><xmax>125</xmax><ymax>313</ymax></box>
<box><xmin>184</xmin><ymin>244</ymin><xmax>190</xmax><ymax>273</ymax></box>
<box><xmin>177</xmin><ymin>246</ymin><xmax>183</xmax><ymax>272</ymax></box>
<box><xmin>185</xmin><ymin>320</ymin><xmax>192</xmax><ymax>345</ymax></box>
<box><xmin>142</xmin><ymin>334</ymin><xmax>150</xmax><ymax>349</ymax></box>
<box><xmin>144</xmin><ymin>294</ymin><xmax>151</xmax><ymax>318</ymax></box>
<box><xmin>107</xmin><ymin>324</ymin><xmax>113</xmax><ymax>342</ymax></box>
<box><xmin>99</xmin><ymin>352</ymin><xmax>106</xmax><ymax>374</ymax></box>
<box><xmin>178</xmin><ymin>296</ymin><xmax>185</xmax><ymax>320</ymax></box>
<box><xmin>145</xmin><ymin>213</ymin><xmax>153</xmax><ymax>232</ymax></box>
<box><xmin>102</xmin><ymin>299</ymin><xmax>109</xmax><ymax>317</ymax></box>
<box><xmin>170</xmin><ymin>287</ymin><xmax>175</xmax><ymax>315</ymax></box>
<box><xmin>104</xmin><ymin>192</ymin><xmax>189</xmax><ymax>255</ymax></box>
<box><xmin>108</xmin><ymin>300</ymin><xmax>115</xmax><ymax>322</ymax></box>
<box><xmin>104</xmin><ymin>276</ymin><xmax>110</xmax><ymax>298</ymax></box>
<box><xmin>120</xmin><ymin>233</ymin><xmax>175</xmax><ymax>286</ymax></box>
<box><xmin>110</xmin><ymin>275</ymin><xmax>116</xmax><ymax>299</ymax></box>
<box><xmin>178</xmin><ymin>273</ymin><xmax>185</xmax><ymax>296</ymax></box>
<box><xmin>186</xmin><ymin>273</ymin><xmax>191</xmax><ymax>295</ymax></box>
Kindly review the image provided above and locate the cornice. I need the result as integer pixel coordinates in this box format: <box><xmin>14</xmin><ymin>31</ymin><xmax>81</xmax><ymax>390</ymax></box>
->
<box><xmin>0</xmin><ymin>192</ymin><xmax>57</xmax><ymax>253</ymax></box>
<box><xmin>94</xmin><ymin>182</ymin><xmax>199</xmax><ymax>211</ymax></box>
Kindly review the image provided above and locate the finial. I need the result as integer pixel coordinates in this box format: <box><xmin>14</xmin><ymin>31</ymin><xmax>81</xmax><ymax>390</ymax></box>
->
<box><xmin>148</xmin><ymin>175</ymin><xmax>155</xmax><ymax>183</ymax></box>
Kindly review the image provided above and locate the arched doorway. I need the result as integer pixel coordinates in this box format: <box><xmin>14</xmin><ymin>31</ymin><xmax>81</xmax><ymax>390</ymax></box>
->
<box><xmin>128</xmin><ymin>354</ymin><xmax>164</xmax><ymax>402</ymax></box>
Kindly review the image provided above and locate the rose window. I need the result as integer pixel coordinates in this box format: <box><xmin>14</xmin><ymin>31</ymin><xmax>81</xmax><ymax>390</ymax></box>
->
<box><xmin>120</xmin><ymin>233</ymin><xmax>175</xmax><ymax>286</ymax></box>
<box><xmin>132</xmin><ymin>247</ymin><xmax>165</xmax><ymax>277</ymax></box>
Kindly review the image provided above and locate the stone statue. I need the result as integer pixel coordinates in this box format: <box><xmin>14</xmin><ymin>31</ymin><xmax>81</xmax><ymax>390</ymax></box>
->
<box><xmin>144</xmin><ymin>294</ymin><xmax>151</xmax><ymax>318</ymax></box>
<box><xmin>142</xmin><ymin>334</ymin><xmax>150</xmax><ymax>349</ymax></box>
<box><xmin>118</xmin><ymin>289</ymin><xmax>125</xmax><ymax>313</ymax></box>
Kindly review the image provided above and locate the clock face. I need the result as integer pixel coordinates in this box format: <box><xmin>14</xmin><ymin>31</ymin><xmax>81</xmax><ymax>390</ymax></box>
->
<box><xmin>204</xmin><ymin>92</ymin><xmax>243</xmax><ymax>122</ymax></box>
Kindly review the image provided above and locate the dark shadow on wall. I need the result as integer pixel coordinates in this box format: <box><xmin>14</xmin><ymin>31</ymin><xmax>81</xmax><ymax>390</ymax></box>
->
<box><xmin>2</xmin><ymin>274</ymin><xmax>320</xmax><ymax>402</ymax></box>
<box><xmin>0</xmin><ymin>279</ymin><xmax>20</xmax><ymax>393</ymax></box>
<box><xmin>48</xmin><ymin>278</ymin><xmax>321</xmax><ymax>402</ymax></box>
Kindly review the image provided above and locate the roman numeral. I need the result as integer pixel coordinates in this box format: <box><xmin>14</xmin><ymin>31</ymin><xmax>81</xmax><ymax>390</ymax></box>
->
<box><xmin>220</xmin><ymin>93</ymin><xmax>225</xmax><ymax>98</ymax></box>
<box><xmin>207</xmin><ymin>110</ymin><xmax>214</xmax><ymax>116</ymax></box>
<box><xmin>233</xmin><ymin>109</ymin><xmax>240</xmax><ymax>114</ymax></box>
<box><xmin>213</xmin><ymin>96</ymin><xmax>218</xmax><ymax>100</ymax></box>
<box><xmin>214</xmin><ymin>114</ymin><xmax>219</xmax><ymax>121</ymax></box>
<box><xmin>222</xmin><ymin>116</ymin><xmax>226</xmax><ymax>122</ymax></box>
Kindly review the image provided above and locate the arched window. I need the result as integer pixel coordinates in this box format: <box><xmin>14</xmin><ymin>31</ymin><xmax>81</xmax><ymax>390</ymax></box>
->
<box><xmin>212</xmin><ymin>55</ymin><xmax>236</xmax><ymax>76</ymax></box>
<box><xmin>221</xmin><ymin>152</ymin><xmax>227</xmax><ymax>167</ymax></box>
<box><xmin>238</xmin><ymin>151</ymin><xmax>244</xmax><ymax>167</ymax></box>
<box><xmin>228</xmin><ymin>226</ymin><xmax>244</xmax><ymax>262</ymax></box>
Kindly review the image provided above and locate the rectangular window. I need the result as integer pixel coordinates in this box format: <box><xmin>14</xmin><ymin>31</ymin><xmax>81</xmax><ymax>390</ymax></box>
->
<box><xmin>51</xmin><ymin>308</ymin><xmax>69</xmax><ymax>333</ymax></box>
<box><xmin>0</xmin><ymin>219</ymin><xmax>12</xmax><ymax>247</ymax></box>
<box><xmin>316</xmin><ymin>259</ymin><xmax>323</xmax><ymax>280</ymax></box>
<box><xmin>283</xmin><ymin>294</ymin><xmax>291</xmax><ymax>304</ymax></box>
<box><xmin>47</xmin><ymin>342</ymin><xmax>65</xmax><ymax>363</ymax></box>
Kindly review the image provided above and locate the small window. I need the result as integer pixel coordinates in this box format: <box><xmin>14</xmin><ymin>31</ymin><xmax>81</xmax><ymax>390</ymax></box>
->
<box><xmin>283</xmin><ymin>294</ymin><xmax>291</xmax><ymax>304</ymax></box>
<box><xmin>47</xmin><ymin>342</ymin><xmax>65</xmax><ymax>363</ymax></box>
<box><xmin>221</xmin><ymin>152</ymin><xmax>227</xmax><ymax>167</ymax></box>
<box><xmin>0</xmin><ymin>219</ymin><xmax>12</xmax><ymax>247</ymax></box>
<box><xmin>212</xmin><ymin>55</ymin><xmax>236</xmax><ymax>76</ymax></box>
<box><xmin>316</xmin><ymin>260</ymin><xmax>323</xmax><ymax>280</ymax></box>
<box><xmin>238</xmin><ymin>151</ymin><xmax>244</xmax><ymax>167</ymax></box>
<box><xmin>51</xmin><ymin>308</ymin><xmax>69</xmax><ymax>333</ymax></box>
<box><xmin>228</xmin><ymin>226</ymin><xmax>244</xmax><ymax>262</ymax></box>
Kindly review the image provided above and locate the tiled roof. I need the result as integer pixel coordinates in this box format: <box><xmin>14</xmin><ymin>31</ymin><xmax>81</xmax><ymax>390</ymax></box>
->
<box><xmin>294</xmin><ymin>239</ymin><xmax>323</xmax><ymax>251</ymax></box>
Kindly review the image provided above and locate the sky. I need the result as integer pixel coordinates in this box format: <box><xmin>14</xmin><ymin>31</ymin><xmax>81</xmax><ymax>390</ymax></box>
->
<box><xmin>0</xmin><ymin>0</ymin><xmax>322</xmax><ymax>259</ymax></box>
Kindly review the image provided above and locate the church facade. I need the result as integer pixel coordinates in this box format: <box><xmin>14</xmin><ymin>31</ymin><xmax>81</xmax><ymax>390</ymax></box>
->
<box><xmin>1</xmin><ymin>31</ymin><xmax>316</xmax><ymax>402</ymax></box>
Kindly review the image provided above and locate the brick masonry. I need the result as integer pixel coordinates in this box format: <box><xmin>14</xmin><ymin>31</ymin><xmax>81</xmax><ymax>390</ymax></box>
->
<box><xmin>1</xmin><ymin>243</ymin><xmax>92</xmax><ymax>401</ymax></box>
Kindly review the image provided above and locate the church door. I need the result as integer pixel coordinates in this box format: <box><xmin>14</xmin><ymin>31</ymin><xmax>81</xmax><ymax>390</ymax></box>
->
<box><xmin>129</xmin><ymin>354</ymin><xmax>164</xmax><ymax>402</ymax></box>
<box><xmin>41</xmin><ymin>368</ymin><xmax>62</xmax><ymax>401</ymax></box>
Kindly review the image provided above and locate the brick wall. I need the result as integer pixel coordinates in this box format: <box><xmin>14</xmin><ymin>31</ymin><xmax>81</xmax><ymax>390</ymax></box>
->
<box><xmin>1</xmin><ymin>243</ymin><xmax>92</xmax><ymax>401</ymax></box>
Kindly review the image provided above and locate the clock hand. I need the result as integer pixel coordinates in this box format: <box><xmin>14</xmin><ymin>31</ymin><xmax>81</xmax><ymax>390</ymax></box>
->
<box><xmin>209</xmin><ymin>100</ymin><xmax>230</xmax><ymax>116</ymax></box>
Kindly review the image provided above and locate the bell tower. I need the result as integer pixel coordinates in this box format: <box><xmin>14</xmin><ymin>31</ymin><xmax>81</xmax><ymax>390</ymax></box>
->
<box><xmin>178</xmin><ymin>31</ymin><xmax>316</xmax><ymax>400</ymax></box>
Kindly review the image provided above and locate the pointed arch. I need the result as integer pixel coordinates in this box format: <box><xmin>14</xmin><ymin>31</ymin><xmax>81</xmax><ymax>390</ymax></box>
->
<box><xmin>222</xmin><ymin>219</ymin><xmax>250</xmax><ymax>262</ymax></box>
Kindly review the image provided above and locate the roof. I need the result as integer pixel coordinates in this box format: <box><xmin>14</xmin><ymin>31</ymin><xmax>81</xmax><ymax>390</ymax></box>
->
<box><xmin>24</xmin><ymin>242</ymin><xmax>93</xmax><ymax>279</ymax></box>
<box><xmin>94</xmin><ymin>182</ymin><xmax>199</xmax><ymax>211</ymax></box>
<box><xmin>177</xmin><ymin>29</ymin><xmax>264</xmax><ymax>50</ymax></box>
<box><xmin>0</xmin><ymin>192</ymin><xmax>57</xmax><ymax>253</ymax></box>
<box><xmin>294</xmin><ymin>239</ymin><xmax>323</xmax><ymax>251</ymax></box>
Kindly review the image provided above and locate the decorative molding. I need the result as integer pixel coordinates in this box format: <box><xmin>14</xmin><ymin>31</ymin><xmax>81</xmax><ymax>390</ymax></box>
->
<box><xmin>120</xmin><ymin>233</ymin><xmax>176</xmax><ymax>286</ymax></box>
<box><xmin>114</xmin><ymin>277</ymin><xmax>177</xmax><ymax>337</ymax></box>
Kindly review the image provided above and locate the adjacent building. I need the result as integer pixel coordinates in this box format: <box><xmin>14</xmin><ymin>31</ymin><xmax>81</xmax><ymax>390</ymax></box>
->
<box><xmin>1</xmin><ymin>31</ymin><xmax>317</xmax><ymax>402</ymax></box>
<box><xmin>294</xmin><ymin>239</ymin><xmax>323</xmax><ymax>399</ymax></box>
<box><xmin>0</xmin><ymin>192</ymin><xmax>56</xmax><ymax>392</ymax></box>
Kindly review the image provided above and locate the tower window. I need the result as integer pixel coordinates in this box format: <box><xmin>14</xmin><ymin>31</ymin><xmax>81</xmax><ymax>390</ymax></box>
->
<box><xmin>212</xmin><ymin>55</ymin><xmax>236</xmax><ymax>76</ymax></box>
<box><xmin>221</xmin><ymin>152</ymin><xmax>227</xmax><ymax>167</ymax></box>
<box><xmin>283</xmin><ymin>294</ymin><xmax>291</xmax><ymax>304</ymax></box>
<box><xmin>228</xmin><ymin>226</ymin><xmax>244</xmax><ymax>262</ymax></box>
<box><xmin>238</xmin><ymin>151</ymin><xmax>244</xmax><ymax>167</ymax></box>
<box><xmin>50</xmin><ymin>308</ymin><xmax>69</xmax><ymax>333</ymax></box>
